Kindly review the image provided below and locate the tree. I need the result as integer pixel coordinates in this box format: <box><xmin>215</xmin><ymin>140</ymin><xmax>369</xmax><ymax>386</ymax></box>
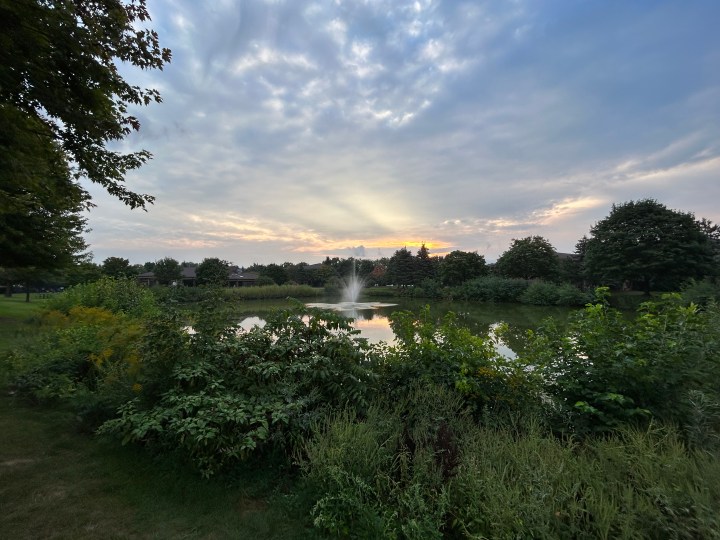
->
<box><xmin>1</xmin><ymin>0</ymin><xmax>171</xmax><ymax>209</ymax></box>
<box><xmin>559</xmin><ymin>236</ymin><xmax>589</xmax><ymax>288</ymax></box>
<box><xmin>415</xmin><ymin>243</ymin><xmax>438</xmax><ymax>283</ymax></box>
<box><xmin>439</xmin><ymin>250</ymin><xmax>488</xmax><ymax>286</ymax></box>
<box><xmin>387</xmin><ymin>248</ymin><xmax>415</xmax><ymax>287</ymax></box>
<box><xmin>584</xmin><ymin>199</ymin><xmax>715</xmax><ymax>293</ymax></box>
<box><xmin>494</xmin><ymin>236</ymin><xmax>559</xmax><ymax>281</ymax></box>
<box><xmin>697</xmin><ymin>218</ymin><xmax>720</xmax><ymax>275</ymax></box>
<box><xmin>153</xmin><ymin>257</ymin><xmax>181</xmax><ymax>285</ymax></box>
<box><xmin>1</xmin><ymin>118</ymin><xmax>89</xmax><ymax>299</ymax></box>
<box><xmin>262</xmin><ymin>263</ymin><xmax>288</xmax><ymax>285</ymax></box>
<box><xmin>196</xmin><ymin>258</ymin><xmax>230</xmax><ymax>287</ymax></box>
<box><xmin>102</xmin><ymin>257</ymin><xmax>132</xmax><ymax>278</ymax></box>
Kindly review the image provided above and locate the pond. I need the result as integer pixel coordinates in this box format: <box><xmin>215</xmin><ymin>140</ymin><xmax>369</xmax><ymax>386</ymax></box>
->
<box><xmin>232</xmin><ymin>295</ymin><xmax>577</xmax><ymax>357</ymax></box>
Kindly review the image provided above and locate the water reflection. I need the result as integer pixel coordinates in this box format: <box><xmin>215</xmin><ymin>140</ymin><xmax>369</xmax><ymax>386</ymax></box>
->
<box><xmin>234</xmin><ymin>297</ymin><xmax>575</xmax><ymax>357</ymax></box>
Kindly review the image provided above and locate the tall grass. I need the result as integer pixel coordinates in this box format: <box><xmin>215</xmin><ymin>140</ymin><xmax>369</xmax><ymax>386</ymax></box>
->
<box><xmin>224</xmin><ymin>284</ymin><xmax>322</xmax><ymax>300</ymax></box>
<box><xmin>300</xmin><ymin>388</ymin><xmax>720</xmax><ymax>539</ymax></box>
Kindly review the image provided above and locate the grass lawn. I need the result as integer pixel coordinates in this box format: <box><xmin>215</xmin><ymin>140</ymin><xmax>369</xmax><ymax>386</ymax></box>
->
<box><xmin>0</xmin><ymin>294</ymin><xmax>50</xmax><ymax>353</ymax></box>
<box><xmin>0</xmin><ymin>295</ymin><xmax>317</xmax><ymax>540</ymax></box>
<box><xmin>0</xmin><ymin>396</ymin><xmax>316</xmax><ymax>539</ymax></box>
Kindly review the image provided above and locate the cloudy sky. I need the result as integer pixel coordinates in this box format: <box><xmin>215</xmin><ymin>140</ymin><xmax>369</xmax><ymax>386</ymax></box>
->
<box><xmin>85</xmin><ymin>0</ymin><xmax>720</xmax><ymax>266</ymax></box>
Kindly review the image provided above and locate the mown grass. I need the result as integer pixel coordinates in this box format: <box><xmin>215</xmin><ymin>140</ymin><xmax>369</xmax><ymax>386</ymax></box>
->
<box><xmin>0</xmin><ymin>395</ymin><xmax>316</xmax><ymax>539</ymax></box>
<box><xmin>0</xmin><ymin>294</ymin><xmax>50</xmax><ymax>354</ymax></box>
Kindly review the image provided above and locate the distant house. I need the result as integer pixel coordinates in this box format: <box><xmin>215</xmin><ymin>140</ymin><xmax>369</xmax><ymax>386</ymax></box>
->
<box><xmin>180</xmin><ymin>265</ymin><xmax>197</xmax><ymax>286</ymax></box>
<box><xmin>228</xmin><ymin>268</ymin><xmax>260</xmax><ymax>287</ymax></box>
<box><xmin>137</xmin><ymin>265</ymin><xmax>259</xmax><ymax>287</ymax></box>
<box><xmin>136</xmin><ymin>271</ymin><xmax>158</xmax><ymax>287</ymax></box>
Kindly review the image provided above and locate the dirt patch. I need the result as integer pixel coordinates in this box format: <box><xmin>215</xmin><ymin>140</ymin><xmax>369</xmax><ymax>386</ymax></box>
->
<box><xmin>1</xmin><ymin>458</ymin><xmax>36</xmax><ymax>467</ymax></box>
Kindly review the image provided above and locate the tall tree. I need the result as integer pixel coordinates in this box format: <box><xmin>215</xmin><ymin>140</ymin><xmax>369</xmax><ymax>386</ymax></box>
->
<box><xmin>153</xmin><ymin>257</ymin><xmax>181</xmax><ymax>285</ymax></box>
<box><xmin>1</xmin><ymin>116</ymin><xmax>89</xmax><ymax>299</ymax></box>
<box><xmin>387</xmin><ymin>248</ymin><xmax>415</xmax><ymax>287</ymax></box>
<box><xmin>1</xmin><ymin>1</ymin><xmax>169</xmax><ymax>297</ymax></box>
<box><xmin>0</xmin><ymin>0</ymin><xmax>171</xmax><ymax>209</ymax></box>
<box><xmin>439</xmin><ymin>250</ymin><xmax>488</xmax><ymax>286</ymax></box>
<box><xmin>196</xmin><ymin>258</ymin><xmax>230</xmax><ymax>287</ymax></box>
<box><xmin>262</xmin><ymin>263</ymin><xmax>288</xmax><ymax>285</ymax></box>
<box><xmin>102</xmin><ymin>257</ymin><xmax>132</xmax><ymax>278</ymax></box>
<box><xmin>584</xmin><ymin>199</ymin><xmax>715</xmax><ymax>293</ymax></box>
<box><xmin>415</xmin><ymin>243</ymin><xmax>438</xmax><ymax>283</ymax></box>
<box><xmin>494</xmin><ymin>236</ymin><xmax>559</xmax><ymax>281</ymax></box>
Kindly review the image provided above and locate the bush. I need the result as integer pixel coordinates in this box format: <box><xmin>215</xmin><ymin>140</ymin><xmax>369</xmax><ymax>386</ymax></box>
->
<box><xmin>452</xmin><ymin>276</ymin><xmax>529</xmax><ymax>302</ymax></box>
<box><xmin>300</xmin><ymin>392</ymin><xmax>720</xmax><ymax>539</ymax></box>
<box><xmin>380</xmin><ymin>306</ymin><xmax>541</xmax><ymax>418</ymax></box>
<box><xmin>47</xmin><ymin>276</ymin><xmax>157</xmax><ymax>317</ymax></box>
<box><xmin>299</xmin><ymin>384</ymin><xmax>464</xmax><ymax>539</ymax></box>
<box><xmin>7</xmin><ymin>306</ymin><xmax>145</xmax><ymax>428</ymax></box>
<box><xmin>99</xmin><ymin>306</ymin><xmax>379</xmax><ymax>476</ymax></box>
<box><xmin>681</xmin><ymin>278</ymin><xmax>720</xmax><ymax>306</ymax></box>
<box><xmin>520</xmin><ymin>281</ymin><xmax>592</xmax><ymax>306</ymax></box>
<box><xmin>524</xmin><ymin>288</ymin><xmax>720</xmax><ymax>437</ymax></box>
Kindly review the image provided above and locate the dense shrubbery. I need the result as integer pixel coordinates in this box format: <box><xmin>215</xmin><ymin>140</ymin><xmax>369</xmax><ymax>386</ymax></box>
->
<box><xmin>99</xmin><ymin>304</ymin><xmax>378</xmax><ymax>476</ymax></box>
<box><xmin>520</xmin><ymin>281</ymin><xmax>593</xmax><ymax>306</ymax></box>
<box><xmin>452</xmin><ymin>275</ymin><xmax>529</xmax><ymax>302</ymax></box>
<box><xmin>151</xmin><ymin>283</ymin><xmax>322</xmax><ymax>304</ymax></box>
<box><xmin>7</xmin><ymin>305</ymin><xmax>146</xmax><ymax>428</ymax></box>
<box><xmin>526</xmin><ymin>288</ymin><xmax>720</xmax><ymax>437</ymax></box>
<box><xmin>47</xmin><ymin>276</ymin><xmax>157</xmax><ymax>317</ymax></box>
<box><xmin>5</xmin><ymin>285</ymin><xmax>720</xmax><ymax>537</ymax></box>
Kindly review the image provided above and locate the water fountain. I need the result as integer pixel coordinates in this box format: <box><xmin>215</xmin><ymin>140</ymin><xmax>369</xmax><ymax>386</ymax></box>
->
<box><xmin>306</xmin><ymin>260</ymin><xmax>396</xmax><ymax>314</ymax></box>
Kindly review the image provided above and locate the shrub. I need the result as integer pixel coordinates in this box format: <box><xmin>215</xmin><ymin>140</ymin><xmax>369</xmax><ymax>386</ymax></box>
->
<box><xmin>523</xmin><ymin>288</ymin><xmax>720</xmax><ymax>437</ymax></box>
<box><xmin>681</xmin><ymin>278</ymin><xmax>720</xmax><ymax>306</ymax></box>
<box><xmin>452</xmin><ymin>276</ymin><xmax>529</xmax><ymax>302</ymax></box>
<box><xmin>99</xmin><ymin>306</ymin><xmax>379</xmax><ymax>476</ymax></box>
<box><xmin>520</xmin><ymin>281</ymin><xmax>592</xmax><ymax>306</ymax></box>
<box><xmin>7</xmin><ymin>306</ymin><xmax>145</xmax><ymax>428</ymax></box>
<box><xmin>47</xmin><ymin>276</ymin><xmax>157</xmax><ymax>317</ymax></box>
<box><xmin>380</xmin><ymin>306</ymin><xmax>541</xmax><ymax>418</ymax></box>
<box><xmin>299</xmin><ymin>384</ymin><xmax>464</xmax><ymax>539</ymax></box>
<box><xmin>300</xmin><ymin>390</ymin><xmax>720</xmax><ymax>539</ymax></box>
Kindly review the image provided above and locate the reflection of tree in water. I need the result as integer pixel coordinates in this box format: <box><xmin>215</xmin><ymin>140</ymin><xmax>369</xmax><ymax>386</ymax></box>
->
<box><xmin>382</xmin><ymin>299</ymin><xmax>575</xmax><ymax>355</ymax></box>
<box><xmin>227</xmin><ymin>298</ymin><xmax>580</xmax><ymax>355</ymax></box>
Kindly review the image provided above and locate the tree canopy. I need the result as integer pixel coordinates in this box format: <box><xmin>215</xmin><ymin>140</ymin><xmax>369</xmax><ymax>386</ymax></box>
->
<box><xmin>196</xmin><ymin>258</ymin><xmax>230</xmax><ymax>286</ymax></box>
<box><xmin>494</xmin><ymin>236</ymin><xmax>559</xmax><ymax>281</ymax></box>
<box><xmin>584</xmin><ymin>199</ymin><xmax>715</xmax><ymax>292</ymax></box>
<box><xmin>1</xmin><ymin>0</ymin><xmax>170</xmax><ymax>293</ymax></box>
<box><xmin>153</xmin><ymin>257</ymin><xmax>181</xmax><ymax>285</ymax></box>
<box><xmin>0</xmin><ymin>0</ymin><xmax>171</xmax><ymax>209</ymax></box>
<box><xmin>0</xmin><ymin>109</ymin><xmax>88</xmax><ymax>272</ymax></box>
<box><xmin>439</xmin><ymin>250</ymin><xmax>488</xmax><ymax>286</ymax></box>
<box><xmin>102</xmin><ymin>257</ymin><xmax>132</xmax><ymax>278</ymax></box>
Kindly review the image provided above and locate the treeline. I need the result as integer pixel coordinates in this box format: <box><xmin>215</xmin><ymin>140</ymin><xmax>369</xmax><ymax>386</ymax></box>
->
<box><xmin>6</xmin><ymin>199</ymin><xmax>718</xmax><ymax>303</ymax></box>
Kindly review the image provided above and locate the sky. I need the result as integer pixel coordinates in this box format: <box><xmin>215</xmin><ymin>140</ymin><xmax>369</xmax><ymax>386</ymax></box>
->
<box><xmin>84</xmin><ymin>0</ymin><xmax>720</xmax><ymax>266</ymax></box>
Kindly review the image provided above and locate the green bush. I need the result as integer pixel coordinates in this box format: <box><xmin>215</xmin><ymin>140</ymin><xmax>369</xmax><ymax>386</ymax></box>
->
<box><xmin>524</xmin><ymin>288</ymin><xmax>720</xmax><ymax>437</ymax></box>
<box><xmin>520</xmin><ymin>281</ymin><xmax>592</xmax><ymax>306</ymax></box>
<box><xmin>99</xmin><ymin>306</ymin><xmax>379</xmax><ymax>476</ymax></box>
<box><xmin>380</xmin><ymin>306</ymin><xmax>541</xmax><ymax>418</ymax></box>
<box><xmin>47</xmin><ymin>276</ymin><xmax>157</xmax><ymax>317</ymax></box>
<box><xmin>681</xmin><ymin>278</ymin><xmax>720</xmax><ymax>306</ymax></box>
<box><xmin>299</xmin><ymin>385</ymin><xmax>464</xmax><ymax>539</ymax></box>
<box><xmin>7</xmin><ymin>306</ymin><xmax>145</xmax><ymax>428</ymax></box>
<box><xmin>300</xmin><ymin>391</ymin><xmax>720</xmax><ymax>539</ymax></box>
<box><xmin>452</xmin><ymin>275</ymin><xmax>529</xmax><ymax>302</ymax></box>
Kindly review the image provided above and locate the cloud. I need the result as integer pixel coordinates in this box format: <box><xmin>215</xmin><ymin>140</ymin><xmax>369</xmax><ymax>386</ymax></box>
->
<box><xmin>87</xmin><ymin>0</ymin><xmax>720</xmax><ymax>265</ymax></box>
